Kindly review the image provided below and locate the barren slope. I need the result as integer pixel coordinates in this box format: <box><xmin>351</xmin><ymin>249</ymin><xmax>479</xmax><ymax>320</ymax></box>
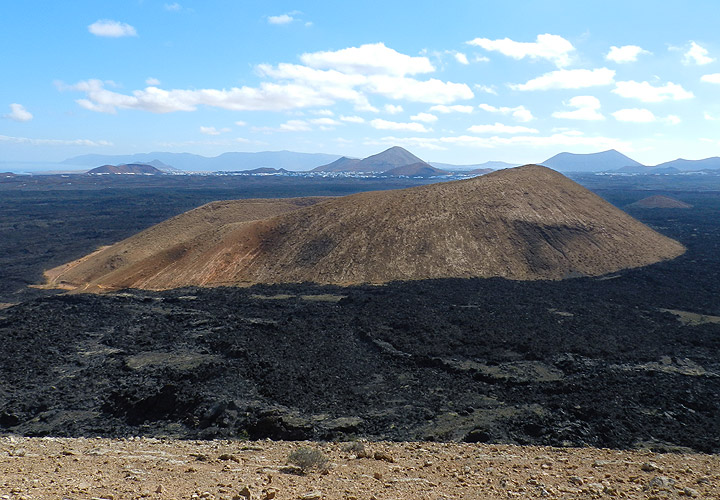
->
<box><xmin>628</xmin><ymin>195</ymin><xmax>693</xmax><ymax>209</ymax></box>
<box><xmin>44</xmin><ymin>165</ymin><xmax>685</xmax><ymax>291</ymax></box>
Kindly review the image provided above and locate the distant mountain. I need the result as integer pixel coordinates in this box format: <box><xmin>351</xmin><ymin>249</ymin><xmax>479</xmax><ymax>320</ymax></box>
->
<box><xmin>616</xmin><ymin>165</ymin><xmax>680</xmax><ymax>174</ymax></box>
<box><xmin>542</xmin><ymin>150</ymin><xmax>643</xmax><ymax>173</ymax></box>
<box><xmin>313</xmin><ymin>146</ymin><xmax>427</xmax><ymax>173</ymax></box>
<box><xmin>383</xmin><ymin>162</ymin><xmax>450</xmax><ymax>177</ymax></box>
<box><xmin>653</xmin><ymin>157</ymin><xmax>720</xmax><ymax>171</ymax></box>
<box><xmin>87</xmin><ymin>164</ymin><xmax>163</xmax><ymax>175</ymax></box>
<box><xmin>239</xmin><ymin>167</ymin><xmax>289</xmax><ymax>174</ymax></box>
<box><xmin>466</xmin><ymin>168</ymin><xmax>494</xmax><ymax>176</ymax></box>
<box><xmin>430</xmin><ymin>160</ymin><xmax>518</xmax><ymax>171</ymax></box>
<box><xmin>627</xmin><ymin>195</ymin><xmax>693</xmax><ymax>209</ymax></box>
<box><xmin>312</xmin><ymin>156</ymin><xmax>362</xmax><ymax>172</ymax></box>
<box><xmin>64</xmin><ymin>151</ymin><xmax>342</xmax><ymax>172</ymax></box>
<box><xmin>1</xmin><ymin>172</ymin><xmax>17</xmax><ymax>178</ymax></box>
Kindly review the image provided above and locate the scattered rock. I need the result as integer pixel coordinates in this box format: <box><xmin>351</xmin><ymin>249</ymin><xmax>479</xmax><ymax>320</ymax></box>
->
<box><xmin>648</xmin><ymin>476</ymin><xmax>675</xmax><ymax>490</ymax></box>
<box><xmin>373</xmin><ymin>451</ymin><xmax>394</xmax><ymax>463</ymax></box>
<box><xmin>299</xmin><ymin>491</ymin><xmax>322</xmax><ymax>500</ymax></box>
<box><xmin>642</xmin><ymin>462</ymin><xmax>661</xmax><ymax>472</ymax></box>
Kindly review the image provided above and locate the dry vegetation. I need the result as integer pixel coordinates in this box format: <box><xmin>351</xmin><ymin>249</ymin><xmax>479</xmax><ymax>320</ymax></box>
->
<box><xmin>2</xmin><ymin>437</ymin><xmax>719</xmax><ymax>499</ymax></box>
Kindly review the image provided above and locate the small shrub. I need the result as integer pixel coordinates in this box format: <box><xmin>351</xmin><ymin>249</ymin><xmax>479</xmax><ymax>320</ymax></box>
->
<box><xmin>342</xmin><ymin>441</ymin><xmax>369</xmax><ymax>458</ymax></box>
<box><xmin>287</xmin><ymin>447</ymin><xmax>328</xmax><ymax>473</ymax></box>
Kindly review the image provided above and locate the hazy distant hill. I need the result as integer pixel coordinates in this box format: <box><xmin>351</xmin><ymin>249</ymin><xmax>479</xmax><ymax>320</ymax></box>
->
<box><xmin>383</xmin><ymin>162</ymin><xmax>450</xmax><ymax>177</ymax></box>
<box><xmin>87</xmin><ymin>164</ymin><xmax>163</xmax><ymax>175</ymax></box>
<box><xmin>616</xmin><ymin>165</ymin><xmax>680</xmax><ymax>174</ymax></box>
<box><xmin>430</xmin><ymin>160</ymin><xmax>517</xmax><ymax>171</ymax></box>
<box><xmin>64</xmin><ymin>151</ymin><xmax>342</xmax><ymax>172</ymax></box>
<box><xmin>542</xmin><ymin>150</ymin><xmax>643</xmax><ymax>173</ymax></box>
<box><xmin>313</xmin><ymin>146</ymin><xmax>428</xmax><ymax>173</ymax></box>
<box><xmin>653</xmin><ymin>157</ymin><xmax>720</xmax><ymax>171</ymax></box>
<box><xmin>627</xmin><ymin>195</ymin><xmax>693</xmax><ymax>209</ymax></box>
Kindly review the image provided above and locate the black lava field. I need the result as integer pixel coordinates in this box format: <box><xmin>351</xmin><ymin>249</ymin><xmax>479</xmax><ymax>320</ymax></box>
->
<box><xmin>1</xmin><ymin>176</ymin><xmax>719</xmax><ymax>453</ymax></box>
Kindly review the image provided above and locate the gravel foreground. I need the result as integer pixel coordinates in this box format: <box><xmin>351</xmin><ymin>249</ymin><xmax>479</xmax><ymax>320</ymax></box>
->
<box><xmin>1</xmin><ymin>437</ymin><xmax>718</xmax><ymax>499</ymax></box>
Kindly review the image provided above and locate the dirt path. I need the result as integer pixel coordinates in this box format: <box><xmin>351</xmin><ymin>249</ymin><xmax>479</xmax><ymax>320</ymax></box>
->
<box><xmin>1</xmin><ymin>437</ymin><xmax>718</xmax><ymax>499</ymax></box>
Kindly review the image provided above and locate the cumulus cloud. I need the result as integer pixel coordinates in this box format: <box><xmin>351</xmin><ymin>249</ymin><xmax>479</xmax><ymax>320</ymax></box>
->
<box><xmin>429</xmin><ymin>104</ymin><xmax>474</xmax><ymax>114</ymax></box>
<box><xmin>88</xmin><ymin>20</ymin><xmax>137</xmax><ymax>37</ymax></box>
<box><xmin>309</xmin><ymin>117</ymin><xmax>340</xmax><ymax>126</ymax></box>
<box><xmin>474</xmin><ymin>84</ymin><xmax>497</xmax><ymax>95</ymax></box>
<box><xmin>370</xmin><ymin>119</ymin><xmax>429</xmax><ymax>132</ymax></box>
<box><xmin>611</xmin><ymin>108</ymin><xmax>656</xmax><ymax>122</ymax></box>
<box><xmin>410</xmin><ymin>112</ymin><xmax>438</xmax><ymax>123</ymax></box>
<box><xmin>683</xmin><ymin>41</ymin><xmax>714</xmax><ymax>65</ymax></box>
<box><xmin>268</xmin><ymin>14</ymin><xmax>294</xmax><ymax>25</ymax></box>
<box><xmin>477</xmin><ymin>103</ymin><xmax>534</xmax><ymax>122</ymax></box>
<box><xmin>613</xmin><ymin>80</ymin><xmax>694</xmax><ymax>102</ymax></box>
<box><xmin>0</xmin><ymin>134</ymin><xmax>111</xmax><ymax>146</ymax></box>
<box><xmin>164</xmin><ymin>3</ymin><xmax>182</xmax><ymax>11</ymax></box>
<box><xmin>235</xmin><ymin>120</ymin><xmax>247</xmax><ymax>126</ymax></box>
<box><xmin>384</xmin><ymin>104</ymin><xmax>403</xmax><ymax>114</ymax></box>
<box><xmin>300</xmin><ymin>42</ymin><xmax>434</xmax><ymax>76</ymax></box>
<box><xmin>511</xmin><ymin>68</ymin><xmax>615</xmax><ymax>91</ymax></box>
<box><xmin>199</xmin><ymin>126</ymin><xmax>231</xmax><ymax>135</ymax></box>
<box><xmin>4</xmin><ymin>103</ymin><xmax>33</xmax><ymax>122</ymax></box>
<box><xmin>701</xmin><ymin>73</ymin><xmax>720</xmax><ymax>84</ymax></box>
<box><xmin>605</xmin><ymin>45</ymin><xmax>650</xmax><ymax>63</ymax></box>
<box><xmin>466</xmin><ymin>33</ymin><xmax>575</xmax><ymax>67</ymax></box>
<box><xmin>705</xmin><ymin>112</ymin><xmax>720</xmax><ymax>121</ymax></box>
<box><xmin>146</xmin><ymin>77</ymin><xmax>161</xmax><ymax>86</ymax></box>
<box><xmin>340</xmin><ymin>115</ymin><xmax>365</xmax><ymax>123</ymax></box>
<box><xmin>468</xmin><ymin>123</ymin><xmax>539</xmax><ymax>134</ymax></box>
<box><xmin>454</xmin><ymin>52</ymin><xmax>469</xmax><ymax>65</ymax></box>
<box><xmin>312</xmin><ymin>109</ymin><xmax>334</xmax><ymax>116</ymax></box>
<box><xmin>63</xmin><ymin>44</ymin><xmax>473</xmax><ymax>115</ymax></box>
<box><xmin>552</xmin><ymin>96</ymin><xmax>604</xmax><ymax>121</ymax></box>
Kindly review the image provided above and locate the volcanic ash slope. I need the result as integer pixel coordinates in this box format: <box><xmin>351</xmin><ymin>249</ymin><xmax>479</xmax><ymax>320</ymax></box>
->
<box><xmin>45</xmin><ymin>165</ymin><xmax>685</xmax><ymax>291</ymax></box>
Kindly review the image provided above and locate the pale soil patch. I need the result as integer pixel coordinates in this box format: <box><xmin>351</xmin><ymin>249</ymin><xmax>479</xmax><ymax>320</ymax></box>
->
<box><xmin>660</xmin><ymin>308</ymin><xmax>720</xmax><ymax>326</ymax></box>
<box><xmin>1</xmin><ymin>437</ymin><xmax>718</xmax><ymax>499</ymax></box>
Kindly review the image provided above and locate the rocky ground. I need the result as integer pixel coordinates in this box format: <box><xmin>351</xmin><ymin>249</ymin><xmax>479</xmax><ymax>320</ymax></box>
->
<box><xmin>2</xmin><ymin>436</ymin><xmax>719</xmax><ymax>499</ymax></box>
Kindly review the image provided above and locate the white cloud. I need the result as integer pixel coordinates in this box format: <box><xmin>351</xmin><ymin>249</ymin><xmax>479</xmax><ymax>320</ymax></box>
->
<box><xmin>474</xmin><ymin>84</ymin><xmax>497</xmax><ymax>95</ymax></box>
<box><xmin>665</xmin><ymin>115</ymin><xmax>681</xmax><ymax>125</ymax></box>
<box><xmin>309</xmin><ymin>117</ymin><xmax>340</xmax><ymax>126</ymax></box>
<box><xmin>384</xmin><ymin>104</ymin><xmax>403</xmax><ymax>114</ymax></box>
<box><xmin>683</xmin><ymin>41</ymin><xmax>714</xmax><ymax>65</ymax></box>
<box><xmin>478</xmin><ymin>103</ymin><xmax>534</xmax><ymax>122</ymax></box>
<box><xmin>705</xmin><ymin>112</ymin><xmax>720</xmax><ymax>121</ymax></box>
<box><xmin>429</xmin><ymin>104</ymin><xmax>474</xmax><ymax>114</ymax></box>
<box><xmin>235</xmin><ymin>120</ymin><xmax>247</xmax><ymax>126</ymax></box>
<box><xmin>146</xmin><ymin>77</ymin><xmax>161</xmax><ymax>86</ymax></box>
<box><xmin>605</xmin><ymin>45</ymin><xmax>650</xmax><ymax>63</ymax></box>
<box><xmin>454</xmin><ymin>52</ymin><xmax>469</xmax><ymax>65</ymax></box>
<box><xmin>4</xmin><ymin>103</ymin><xmax>33</xmax><ymax>122</ymax></box>
<box><xmin>268</xmin><ymin>14</ymin><xmax>294</xmax><ymax>25</ymax></box>
<box><xmin>511</xmin><ymin>68</ymin><xmax>615</xmax><ymax>91</ymax></box>
<box><xmin>552</xmin><ymin>96</ymin><xmax>604</xmax><ymax>121</ymax></box>
<box><xmin>701</xmin><ymin>73</ymin><xmax>720</xmax><ymax>84</ymax></box>
<box><xmin>466</xmin><ymin>33</ymin><xmax>575</xmax><ymax>67</ymax></box>
<box><xmin>613</xmin><ymin>80</ymin><xmax>694</xmax><ymax>102</ymax></box>
<box><xmin>410</xmin><ymin>112</ymin><xmax>438</xmax><ymax>123</ymax></box>
<box><xmin>164</xmin><ymin>3</ymin><xmax>182</xmax><ymax>11</ymax></box>
<box><xmin>62</xmin><ymin>78</ymin><xmax>338</xmax><ymax>113</ymax></box>
<box><xmin>88</xmin><ymin>20</ymin><xmax>137</xmax><ymax>38</ymax></box>
<box><xmin>312</xmin><ymin>109</ymin><xmax>334</xmax><ymax>116</ymax></box>
<box><xmin>468</xmin><ymin>123</ymin><xmax>539</xmax><ymax>134</ymax></box>
<box><xmin>340</xmin><ymin>115</ymin><xmax>365</xmax><ymax>123</ymax></box>
<box><xmin>63</xmin><ymin>44</ymin><xmax>473</xmax><ymax>115</ymax></box>
<box><xmin>0</xmin><ymin>134</ymin><xmax>111</xmax><ymax>147</ymax></box>
<box><xmin>279</xmin><ymin>119</ymin><xmax>311</xmax><ymax>131</ymax></box>
<box><xmin>612</xmin><ymin>108</ymin><xmax>656</xmax><ymax>122</ymax></box>
<box><xmin>300</xmin><ymin>42</ymin><xmax>434</xmax><ymax>76</ymax></box>
<box><xmin>199</xmin><ymin>126</ymin><xmax>231</xmax><ymax>135</ymax></box>
<box><xmin>370</xmin><ymin>119</ymin><xmax>429</xmax><ymax>132</ymax></box>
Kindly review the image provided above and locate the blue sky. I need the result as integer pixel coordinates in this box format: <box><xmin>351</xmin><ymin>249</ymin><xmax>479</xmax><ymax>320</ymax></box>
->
<box><xmin>2</xmin><ymin>0</ymin><xmax>720</xmax><ymax>168</ymax></box>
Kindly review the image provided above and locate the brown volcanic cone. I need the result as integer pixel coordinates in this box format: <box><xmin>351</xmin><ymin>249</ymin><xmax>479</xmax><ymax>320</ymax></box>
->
<box><xmin>45</xmin><ymin>165</ymin><xmax>685</xmax><ymax>291</ymax></box>
<box><xmin>627</xmin><ymin>195</ymin><xmax>693</xmax><ymax>209</ymax></box>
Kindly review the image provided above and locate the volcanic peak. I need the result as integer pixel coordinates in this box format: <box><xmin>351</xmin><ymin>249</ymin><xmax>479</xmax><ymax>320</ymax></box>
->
<box><xmin>44</xmin><ymin>164</ymin><xmax>685</xmax><ymax>291</ymax></box>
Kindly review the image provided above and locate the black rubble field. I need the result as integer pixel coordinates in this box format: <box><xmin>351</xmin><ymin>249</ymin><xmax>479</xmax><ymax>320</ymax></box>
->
<box><xmin>0</xmin><ymin>175</ymin><xmax>719</xmax><ymax>453</ymax></box>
